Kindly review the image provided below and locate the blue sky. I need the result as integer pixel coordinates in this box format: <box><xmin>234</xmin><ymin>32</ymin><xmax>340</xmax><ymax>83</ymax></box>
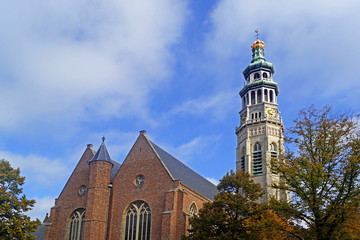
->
<box><xmin>0</xmin><ymin>0</ymin><xmax>359</xmax><ymax>220</ymax></box>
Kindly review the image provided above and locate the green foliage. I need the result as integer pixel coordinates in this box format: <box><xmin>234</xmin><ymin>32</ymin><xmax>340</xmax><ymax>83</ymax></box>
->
<box><xmin>271</xmin><ymin>106</ymin><xmax>360</xmax><ymax>240</ymax></box>
<box><xmin>0</xmin><ymin>159</ymin><xmax>41</xmax><ymax>239</ymax></box>
<box><xmin>183</xmin><ymin>170</ymin><xmax>294</xmax><ymax>240</ymax></box>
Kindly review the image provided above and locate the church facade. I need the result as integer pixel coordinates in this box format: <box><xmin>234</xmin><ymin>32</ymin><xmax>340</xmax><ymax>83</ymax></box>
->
<box><xmin>35</xmin><ymin>38</ymin><xmax>286</xmax><ymax>240</ymax></box>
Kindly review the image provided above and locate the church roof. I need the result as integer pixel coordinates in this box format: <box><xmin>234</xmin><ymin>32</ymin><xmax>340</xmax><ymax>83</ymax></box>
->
<box><xmin>149</xmin><ymin>141</ymin><xmax>218</xmax><ymax>200</ymax></box>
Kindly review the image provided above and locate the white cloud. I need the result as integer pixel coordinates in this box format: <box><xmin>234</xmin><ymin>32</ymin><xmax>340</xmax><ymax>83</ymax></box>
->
<box><xmin>0</xmin><ymin>0</ymin><xmax>187</xmax><ymax>132</ymax></box>
<box><xmin>170</xmin><ymin>91</ymin><xmax>236</xmax><ymax>121</ymax></box>
<box><xmin>0</xmin><ymin>151</ymin><xmax>69</xmax><ymax>186</ymax></box>
<box><xmin>28</xmin><ymin>196</ymin><xmax>55</xmax><ymax>220</ymax></box>
<box><xmin>206</xmin><ymin>177</ymin><xmax>219</xmax><ymax>185</ymax></box>
<box><xmin>160</xmin><ymin>135</ymin><xmax>221</xmax><ymax>163</ymax></box>
<box><xmin>207</xmin><ymin>0</ymin><xmax>360</xmax><ymax>102</ymax></box>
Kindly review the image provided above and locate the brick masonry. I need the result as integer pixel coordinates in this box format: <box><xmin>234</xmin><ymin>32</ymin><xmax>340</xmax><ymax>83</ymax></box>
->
<box><xmin>43</xmin><ymin>133</ymin><xmax>212</xmax><ymax>240</ymax></box>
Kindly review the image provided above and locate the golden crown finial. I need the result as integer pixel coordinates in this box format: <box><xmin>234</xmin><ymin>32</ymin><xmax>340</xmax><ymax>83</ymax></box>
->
<box><xmin>251</xmin><ymin>39</ymin><xmax>265</xmax><ymax>49</ymax></box>
<box><xmin>251</xmin><ymin>29</ymin><xmax>265</xmax><ymax>48</ymax></box>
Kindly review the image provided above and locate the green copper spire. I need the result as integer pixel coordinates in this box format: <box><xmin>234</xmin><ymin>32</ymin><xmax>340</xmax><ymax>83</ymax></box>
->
<box><xmin>242</xmin><ymin>40</ymin><xmax>274</xmax><ymax>79</ymax></box>
<box><xmin>251</xmin><ymin>40</ymin><xmax>266</xmax><ymax>62</ymax></box>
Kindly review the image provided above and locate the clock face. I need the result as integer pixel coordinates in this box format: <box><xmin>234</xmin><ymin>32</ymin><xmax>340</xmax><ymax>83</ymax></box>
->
<box><xmin>78</xmin><ymin>185</ymin><xmax>87</xmax><ymax>196</ymax></box>
<box><xmin>266</xmin><ymin>107</ymin><xmax>277</xmax><ymax>118</ymax></box>
<box><xmin>135</xmin><ymin>175</ymin><xmax>145</xmax><ymax>187</ymax></box>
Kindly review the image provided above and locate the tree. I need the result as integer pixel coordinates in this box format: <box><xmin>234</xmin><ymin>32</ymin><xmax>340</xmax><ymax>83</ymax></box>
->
<box><xmin>271</xmin><ymin>106</ymin><xmax>360</xmax><ymax>240</ymax></box>
<box><xmin>183</xmin><ymin>170</ymin><xmax>294</xmax><ymax>240</ymax></box>
<box><xmin>0</xmin><ymin>159</ymin><xmax>41</xmax><ymax>239</ymax></box>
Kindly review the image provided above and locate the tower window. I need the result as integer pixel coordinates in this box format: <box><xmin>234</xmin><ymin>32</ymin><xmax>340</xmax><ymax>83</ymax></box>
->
<box><xmin>253</xmin><ymin>143</ymin><xmax>263</xmax><ymax>175</ymax></box>
<box><xmin>69</xmin><ymin>208</ymin><xmax>85</xmax><ymax>240</ymax></box>
<box><xmin>270</xmin><ymin>143</ymin><xmax>278</xmax><ymax>174</ymax></box>
<box><xmin>263</xmin><ymin>72</ymin><xmax>268</xmax><ymax>78</ymax></box>
<box><xmin>254</xmin><ymin>73</ymin><xmax>260</xmax><ymax>79</ymax></box>
<box><xmin>251</xmin><ymin>91</ymin><xmax>255</xmax><ymax>105</ymax></box>
<box><xmin>125</xmin><ymin>201</ymin><xmax>151</xmax><ymax>240</ymax></box>
<box><xmin>264</xmin><ymin>89</ymin><xmax>268</xmax><ymax>102</ymax></box>
<box><xmin>257</xmin><ymin>89</ymin><xmax>262</xmax><ymax>103</ymax></box>
<box><xmin>240</xmin><ymin>148</ymin><xmax>246</xmax><ymax>171</ymax></box>
<box><xmin>270</xmin><ymin>90</ymin><xmax>274</xmax><ymax>103</ymax></box>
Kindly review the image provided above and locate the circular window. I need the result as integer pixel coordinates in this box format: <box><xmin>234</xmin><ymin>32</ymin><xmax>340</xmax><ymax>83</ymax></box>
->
<box><xmin>135</xmin><ymin>175</ymin><xmax>145</xmax><ymax>187</ymax></box>
<box><xmin>78</xmin><ymin>185</ymin><xmax>87</xmax><ymax>196</ymax></box>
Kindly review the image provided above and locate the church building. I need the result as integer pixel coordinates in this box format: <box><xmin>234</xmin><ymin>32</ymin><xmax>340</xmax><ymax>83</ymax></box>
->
<box><xmin>34</xmin><ymin>38</ymin><xmax>286</xmax><ymax>240</ymax></box>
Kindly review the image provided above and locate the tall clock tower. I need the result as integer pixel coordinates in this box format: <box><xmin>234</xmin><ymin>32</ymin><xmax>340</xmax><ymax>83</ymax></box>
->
<box><xmin>235</xmin><ymin>39</ymin><xmax>288</xmax><ymax>201</ymax></box>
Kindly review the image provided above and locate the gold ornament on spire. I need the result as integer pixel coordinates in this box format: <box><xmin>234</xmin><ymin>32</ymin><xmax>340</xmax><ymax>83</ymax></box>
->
<box><xmin>251</xmin><ymin>29</ymin><xmax>265</xmax><ymax>48</ymax></box>
<box><xmin>251</xmin><ymin>39</ymin><xmax>265</xmax><ymax>49</ymax></box>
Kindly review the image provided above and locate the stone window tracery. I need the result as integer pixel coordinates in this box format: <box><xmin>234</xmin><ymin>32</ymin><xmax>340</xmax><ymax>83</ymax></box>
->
<box><xmin>69</xmin><ymin>208</ymin><xmax>85</xmax><ymax>240</ymax></box>
<box><xmin>189</xmin><ymin>203</ymin><xmax>198</xmax><ymax>217</ymax></box>
<box><xmin>125</xmin><ymin>201</ymin><xmax>151</xmax><ymax>240</ymax></box>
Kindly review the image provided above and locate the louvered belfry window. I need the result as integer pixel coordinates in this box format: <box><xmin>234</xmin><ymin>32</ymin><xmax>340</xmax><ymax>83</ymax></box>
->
<box><xmin>125</xmin><ymin>201</ymin><xmax>151</xmax><ymax>240</ymax></box>
<box><xmin>69</xmin><ymin>208</ymin><xmax>85</xmax><ymax>240</ymax></box>
<box><xmin>253</xmin><ymin>142</ymin><xmax>263</xmax><ymax>175</ymax></box>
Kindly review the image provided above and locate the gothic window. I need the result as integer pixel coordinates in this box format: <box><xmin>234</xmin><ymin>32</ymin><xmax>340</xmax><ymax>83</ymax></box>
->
<box><xmin>257</xmin><ymin>89</ymin><xmax>262</xmax><ymax>103</ymax></box>
<box><xmin>264</xmin><ymin>89</ymin><xmax>268</xmax><ymax>102</ymax></box>
<box><xmin>125</xmin><ymin>201</ymin><xmax>151</xmax><ymax>240</ymax></box>
<box><xmin>270</xmin><ymin>90</ymin><xmax>274</xmax><ymax>103</ymax></box>
<box><xmin>263</xmin><ymin>72</ymin><xmax>268</xmax><ymax>78</ymax></box>
<box><xmin>270</xmin><ymin>143</ymin><xmax>278</xmax><ymax>174</ymax></box>
<box><xmin>253</xmin><ymin>143</ymin><xmax>263</xmax><ymax>175</ymax></box>
<box><xmin>254</xmin><ymin>73</ymin><xmax>260</xmax><ymax>79</ymax></box>
<box><xmin>69</xmin><ymin>208</ymin><xmax>85</xmax><ymax>240</ymax></box>
<box><xmin>240</xmin><ymin>148</ymin><xmax>246</xmax><ymax>171</ymax></box>
<box><xmin>189</xmin><ymin>203</ymin><xmax>198</xmax><ymax>217</ymax></box>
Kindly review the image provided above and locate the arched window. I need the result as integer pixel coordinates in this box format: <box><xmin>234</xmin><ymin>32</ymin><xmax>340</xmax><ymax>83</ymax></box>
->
<box><xmin>189</xmin><ymin>203</ymin><xmax>198</xmax><ymax>217</ymax></box>
<box><xmin>251</xmin><ymin>91</ymin><xmax>255</xmax><ymax>105</ymax></box>
<box><xmin>270</xmin><ymin>143</ymin><xmax>278</xmax><ymax>174</ymax></box>
<box><xmin>257</xmin><ymin>89</ymin><xmax>262</xmax><ymax>103</ymax></box>
<box><xmin>253</xmin><ymin>143</ymin><xmax>263</xmax><ymax>175</ymax></box>
<box><xmin>254</xmin><ymin>73</ymin><xmax>260</xmax><ymax>79</ymax></box>
<box><xmin>69</xmin><ymin>208</ymin><xmax>85</xmax><ymax>240</ymax></box>
<box><xmin>125</xmin><ymin>201</ymin><xmax>151</xmax><ymax>240</ymax></box>
<box><xmin>270</xmin><ymin>90</ymin><xmax>274</xmax><ymax>103</ymax></box>
<box><xmin>264</xmin><ymin>89</ymin><xmax>268</xmax><ymax>102</ymax></box>
<box><xmin>263</xmin><ymin>72</ymin><xmax>268</xmax><ymax>78</ymax></box>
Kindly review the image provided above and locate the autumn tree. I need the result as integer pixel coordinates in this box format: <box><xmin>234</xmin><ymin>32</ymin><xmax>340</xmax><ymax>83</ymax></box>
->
<box><xmin>0</xmin><ymin>159</ymin><xmax>41</xmax><ymax>239</ymax></box>
<box><xmin>183</xmin><ymin>170</ymin><xmax>294</xmax><ymax>240</ymax></box>
<box><xmin>271</xmin><ymin>106</ymin><xmax>360</xmax><ymax>240</ymax></box>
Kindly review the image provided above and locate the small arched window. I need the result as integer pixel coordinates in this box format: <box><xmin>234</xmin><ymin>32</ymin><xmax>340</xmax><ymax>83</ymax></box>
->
<box><xmin>257</xmin><ymin>89</ymin><xmax>262</xmax><ymax>103</ymax></box>
<box><xmin>251</xmin><ymin>91</ymin><xmax>256</xmax><ymax>105</ymax></box>
<box><xmin>189</xmin><ymin>203</ymin><xmax>198</xmax><ymax>217</ymax></box>
<box><xmin>254</xmin><ymin>73</ymin><xmax>260</xmax><ymax>79</ymax></box>
<box><xmin>253</xmin><ymin>143</ymin><xmax>263</xmax><ymax>175</ymax></box>
<box><xmin>253</xmin><ymin>142</ymin><xmax>261</xmax><ymax>151</ymax></box>
<box><xmin>69</xmin><ymin>208</ymin><xmax>85</xmax><ymax>240</ymax></box>
<box><xmin>270</xmin><ymin>90</ymin><xmax>274</xmax><ymax>103</ymax></box>
<box><xmin>262</xmin><ymin>72</ymin><xmax>268</xmax><ymax>78</ymax></box>
<box><xmin>125</xmin><ymin>201</ymin><xmax>151</xmax><ymax>240</ymax></box>
<box><xmin>264</xmin><ymin>89</ymin><xmax>268</xmax><ymax>102</ymax></box>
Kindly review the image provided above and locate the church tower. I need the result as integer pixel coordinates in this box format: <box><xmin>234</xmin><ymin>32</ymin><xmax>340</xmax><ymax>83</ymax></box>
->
<box><xmin>235</xmin><ymin>38</ymin><xmax>288</xmax><ymax>201</ymax></box>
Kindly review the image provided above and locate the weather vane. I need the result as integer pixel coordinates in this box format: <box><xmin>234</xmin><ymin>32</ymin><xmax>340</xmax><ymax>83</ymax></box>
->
<box><xmin>255</xmin><ymin>29</ymin><xmax>260</xmax><ymax>39</ymax></box>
